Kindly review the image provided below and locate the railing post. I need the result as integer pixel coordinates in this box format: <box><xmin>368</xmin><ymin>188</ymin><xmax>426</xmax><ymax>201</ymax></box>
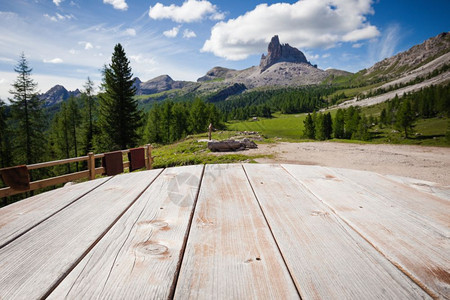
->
<box><xmin>88</xmin><ymin>152</ymin><xmax>95</xmax><ymax>180</ymax></box>
<box><xmin>145</xmin><ymin>144</ymin><xmax>153</xmax><ymax>170</ymax></box>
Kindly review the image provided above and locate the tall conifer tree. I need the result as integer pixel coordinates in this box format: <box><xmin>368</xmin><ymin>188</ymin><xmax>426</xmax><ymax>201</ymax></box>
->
<box><xmin>9</xmin><ymin>53</ymin><xmax>46</xmax><ymax>165</ymax></box>
<box><xmin>82</xmin><ymin>77</ymin><xmax>97</xmax><ymax>154</ymax></box>
<box><xmin>0</xmin><ymin>99</ymin><xmax>13</xmax><ymax>168</ymax></box>
<box><xmin>98</xmin><ymin>44</ymin><xmax>142</xmax><ymax>150</ymax></box>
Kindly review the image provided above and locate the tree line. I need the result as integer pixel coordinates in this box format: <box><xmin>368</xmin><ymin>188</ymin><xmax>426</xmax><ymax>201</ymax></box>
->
<box><xmin>303</xmin><ymin>106</ymin><xmax>371</xmax><ymax>141</ymax></box>
<box><xmin>215</xmin><ymin>86</ymin><xmax>336</xmax><ymax>120</ymax></box>
<box><xmin>304</xmin><ymin>83</ymin><xmax>450</xmax><ymax>141</ymax></box>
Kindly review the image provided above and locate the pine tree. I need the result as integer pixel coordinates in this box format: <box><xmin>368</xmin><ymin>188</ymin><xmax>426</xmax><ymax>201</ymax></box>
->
<box><xmin>396</xmin><ymin>99</ymin><xmax>415</xmax><ymax>138</ymax></box>
<box><xmin>303</xmin><ymin>113</ymin><xmax>315</xmax><ymax>139</ymax></box>
<box><xmin>323</xmin><ymin>112</ymin><xmax>333</xmax><ymax>140</ymax></box>
<box><xmin>67</xmin><ymin>97</ymin><xmax>81</xmax><ymax>171</ymax></box>
<box><xmin>171</xmin><ymin>103</ymin><xmax>188</xmax><ymax>142</ymax></box>
<box><xmin>380</xmin><ymin>108</ymin><xmax>387</xmax><ymax>127</ymax></box>
<box><xmin>98</xmin><ymin>44</ymin><xmax>142</xmax><ymax>151</ymax></box>
<box><xmin>144</xmin><ymin>104</ymin><xmax>163</xmax><ymax>144</ymax></box>
<box><xmin>82</xmin><ymin>77</ymin><xmax>97</xmax><ymax>154</ymax></box>
<box><xmin>9</xmin><ymin>53</ymin><xmax>46</xmax><ymax>165</ymax></box>
<box><xmin>0</xmin><ymin>99</ymin><xmax>13</xmax><ymax>168</ymax></box>
<box><xmin>189</xmin><ymin>98</ymin><xmax>206</xmax><ymax>134</ymax></box>
<box><xmin>333</xmin><ymin>109</ymin><xmax>345</xmax><ymax>138</ymax></box>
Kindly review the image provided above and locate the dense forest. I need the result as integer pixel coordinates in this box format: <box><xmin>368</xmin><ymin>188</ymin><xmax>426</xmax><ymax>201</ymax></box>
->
<box><xmin>215</xmin><ymin>86</ymin><xmax>337</xmax><ymax>120</ymax></box>
<box><xmin>305</xmin><ymin>84</ymin><xmax>450</xmax><ymax>141</ymax></box>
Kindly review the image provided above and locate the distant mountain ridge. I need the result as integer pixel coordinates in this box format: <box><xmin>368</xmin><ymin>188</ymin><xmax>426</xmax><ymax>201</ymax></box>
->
<box><xmin>40</xmin><ymin>32</ymin><xmax>449</xmax><ymax>106</ymax></box>
<box><xmin>39</xmin><ymin>85</ymin><xmax>81</xmax><ymax>107</ymax></box>
<box><xmin>363</xmin><ymin>32</ymin><xmax>450</xmax><ymax>80</ymax></box>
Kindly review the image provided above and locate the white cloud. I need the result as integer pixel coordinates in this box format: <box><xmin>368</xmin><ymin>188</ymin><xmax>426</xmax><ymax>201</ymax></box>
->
<box><xmin>149</xmin><ymin>0</ymin><xmax>224</xmax><ymax>23</ymax></box>
<box><xmin>44</xmin><ymin>13</ymin><xmax>74</xmax><ymax>22</ymax></box>
<box><xmin>322</xmin><ymin>53</ymin><xmax>330</xmax><ymax>58</ymax></box>
<box><xmin>44</xmin><ymin>14</ymin><xmax>58</xmax><ymax>22</ymax></box>
<box><xmin>352</xmin><ymin>43</ymin><xmax>363</xmax><ymax>48</ymax></box>
<box><xmin>79</xmin><ymin>41</ymin><xmax>94</xmax><ymax>50</ymax></box>
<box><xmin>69</xmin><ymin>49</ymin><xmax>78</xmax><ymax>55</ymax></box>
<box><xmin>183</xmin><ymin>29</ymin><xmax>196</xmax><ymax>39</ymax></box>
<box><xmin>369</xmin><ymin>24</ymin><xmax>401</xmax><ymax>63</ymax></box>
<box><xmin>130</xmin><ymin>54</ymin><xmax>156</xmax><ymax>65</ymax></box>
<box><xmin>202</xmin><ymin>0</ymin><xmax>380</xmax><ymax>60</ymax></box>
<box><xmin>53</xmin><ymin>0</ymin><xmax>62</xmax><ymax>6</ymax></box>
<box><xmin>43</xmin><ymin>58</ymin><xmax>63</xmax><ymax>64</ymax></box>
<box><xmin>125</xmin><ymin>28</ymin><xmax>136</xmax><ymax>36</ymax></box>
<box><xmin>163</xmin><ymin>26</ymin><xmax>180</xmax><ymax>38</ymax></box>
<box><xmin>103</xmin><ymin>0</ymin><xmax>128</xmax><ymax>11</ymax></box>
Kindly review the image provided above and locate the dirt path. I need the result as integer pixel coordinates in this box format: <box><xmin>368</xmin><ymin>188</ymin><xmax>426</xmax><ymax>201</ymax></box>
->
<box><xmin>240</xmin><ymin>142</ymin><xmax>450</xmax><ymax>185</ymax></box>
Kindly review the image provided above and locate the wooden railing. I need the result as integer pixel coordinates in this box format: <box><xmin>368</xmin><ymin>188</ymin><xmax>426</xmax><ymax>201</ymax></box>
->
<box><xmin>0</xmin><ymin>145</ymin><xmax>153</xmax><ymax>198</ymax></box>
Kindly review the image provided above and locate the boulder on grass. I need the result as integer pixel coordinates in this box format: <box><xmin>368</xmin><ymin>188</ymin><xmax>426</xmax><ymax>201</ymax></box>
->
<box><xmin>208</xmin><ymin>140</ymin><xmax>243</xmax><ymax>152</ymax></box>
<box><xmin>207</xmin><ymin>139</ymin><xmax>258</xmax><ymax>152</ymax></box>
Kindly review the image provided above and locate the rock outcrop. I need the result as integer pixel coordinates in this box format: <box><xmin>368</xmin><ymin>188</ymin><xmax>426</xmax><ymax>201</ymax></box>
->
<box><xmin>138</xmin><ymin>75</ymin><xmax>191</xmax><ymax>95</ymax></box>
<box><xmin>197</xmin><ymin>66</ymin><xmax>237</xmax><ymax>82</ymax></box>
<box><xmin>207</xmin><ymin>138</ymin><xmax>258</xmax><ymax>152</ymax></box>
<box><xmin>259</xmin><ymin>35</ymin><xmax>310</xmax><ymax>73</ymax></box>
<box><xmin>39</xmin><ymin>85</ymin><xmax>81</xmax><ymax>107</ymax></box>
<box><xmin>366</xmin><ymin>32</ymin><xmax>450</xmax><ymax>78</ymax></box>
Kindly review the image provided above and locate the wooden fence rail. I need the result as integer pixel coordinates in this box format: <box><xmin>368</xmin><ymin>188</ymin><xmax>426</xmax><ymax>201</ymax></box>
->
<box><xmin>0</xmin><ymin>145</ymin><xmax>153</xmax><ymax>199</ymax></box>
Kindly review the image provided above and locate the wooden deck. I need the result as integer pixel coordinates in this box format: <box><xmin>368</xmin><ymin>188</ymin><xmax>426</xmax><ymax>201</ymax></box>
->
<box><xmin>0</xmin><ymin>164</ymin><xmax>448</xmax><ymax>299</ymax></box>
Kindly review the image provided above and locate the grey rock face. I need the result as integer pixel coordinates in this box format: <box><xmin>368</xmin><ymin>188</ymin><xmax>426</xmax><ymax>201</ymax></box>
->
<box><xmin>138</xmin><ymin>75</ymin><xmax>191</xmax><ymax>95</ymax></box>
<box><xmin>39</xmin><ymin>85</ymin><xmax>81</xmax><ymax>107</ymax></box>
<box><xmin>259</xmin><ymin>35</ymin><xmax>309</xmax><ymax>73</ymax></box>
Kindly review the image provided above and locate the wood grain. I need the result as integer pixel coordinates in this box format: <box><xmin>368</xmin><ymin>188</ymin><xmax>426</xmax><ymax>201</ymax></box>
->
<box><xmin>283</xmin><ymin>164</ymin><xmax>450</xmax><ymax>299</ymax></box>
<box><xmin>244</xmin><ymin>163</ymin><xmax>430</xmax><ymax>299</ymax></box>
<box><xmin>0</xmin><ymin>176</ymin><xmax>110</xmax><ymax>248</ymax></box>
<box><xmin>48</xmin><ymin>165</ymin><xmax>203</xmax><ymax>299</ymax></box>
<box><xmin>331</xmin><ymin>168</ymin><xmax>450</xmax><ymax>231</ymax></box>
<box><xmin>0</xmin><ymin>169</ymin><xmax>163</xmax><ymax>299</ymax></box>
<box><xmin>385</xmin><ymin>174</ymin><xmax>450</xmax><ymax>201</ymax></box>
<box><xmin>174</xmin><ymin>164</ymin><xmax>299</xmax><ymax>299</ymax></box>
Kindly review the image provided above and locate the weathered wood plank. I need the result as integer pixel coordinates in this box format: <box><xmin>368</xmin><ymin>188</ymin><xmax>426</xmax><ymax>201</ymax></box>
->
<box><xmin>0</xmin><ymin>176</ymin><xmax>110</xmax><ymax>248</ymax></box>
<box><xmin>385</xmin><ymin>174</ymin><xmax>450</xmax><ymax>201</ymax></box>
<box><xmin>174</xmin><ymin>164</ymin><xmax>299</xmax><ymax>299</ymax></box>
<box><xmin>243</xmin><ymin>163</ymin><xmax>430</xmax><ymax>299</ymax></box>
<box><xmin>0</xmin><ymin>169</ymin><xmax>163</xmax><ymax>299</ymax></box>
<box><xmin>283</xmin><ymin>164</ymin><xmax>450</xmax><ymax>299</ymax></box>
<box><xmin>331</xmin><ymin>168</ymin><xmax>450</xmax><ymax>231</ymax></box>
<box><xmin>48</xmin><ymin>165</ymin><xmax>204</xmax><ymax>299</ymax></box>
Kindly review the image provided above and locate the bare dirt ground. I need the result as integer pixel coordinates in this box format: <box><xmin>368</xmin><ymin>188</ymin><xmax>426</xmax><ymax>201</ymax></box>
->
<box><xmin>240</xmin><ymin>142</ymin><xmax>450</xmax><ymax>185</ymax></box>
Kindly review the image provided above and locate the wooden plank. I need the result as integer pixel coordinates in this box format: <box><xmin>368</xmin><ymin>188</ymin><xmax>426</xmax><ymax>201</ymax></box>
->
<box><xmin>0</xmin><ymin>169</ymin><xmax>163</xmax><ymax>299</ymax></box>
<box><xmin>0</xmin><ymin>176</ymin><xmax>110</xmax><ymax>248</ymax></box>
<box><xmin>0</xmin><ymin>170</ymin><xmax>91</xmax><ymax>198</ymax></box>
<box><xmin>26</xmin><ymin>155</ymin><xmax>89</xmax><ymax>170</ymax></box>
<box><xmin>174</xmin><ymin>164</ymin><xmax>299</xmax><ymax>299</ymax></box>
<box><xmin>243</xmin><ymin>164</ymin><xmax>430</xmax><ymax>299</ymax></box>
<box><xmin>283</xmin><ymin>164</ymin><xmax>450</xmax><ymax>299</ymax></box>
<box><xmin>48</xmin><ymin>165</ymin><xmax>204</xmax><ymax>299</ymax></box>
<box><xmin>385</xmin><ymin>174</ymin><xmax>450</xmax><ymax>201</ymax></box>
<box><xmin>331</xmin><ymin>168</ymin><xmax>450</xmax><ymax>231</ymax></box>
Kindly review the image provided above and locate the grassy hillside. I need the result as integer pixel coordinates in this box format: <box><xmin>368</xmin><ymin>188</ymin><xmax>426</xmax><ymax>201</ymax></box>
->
<box><xmin>227</xmin><ymin>112</ymin><xmax>307</xmax><ymax>140</ymax></box>
<box><xmin>227</xmin><ymin>110</ymin><xmax>449</xmax><ymax>146</ymax></box>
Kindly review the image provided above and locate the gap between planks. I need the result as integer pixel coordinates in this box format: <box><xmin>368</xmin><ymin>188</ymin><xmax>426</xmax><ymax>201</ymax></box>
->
<box><xmin>241</xmin><ymin>164</ymin><xmax>302</xmax><ymax>300</ymax></box>
<box><xmin>41</xmin><ymin>168</ymin><xmax>165</xmax><ymax>299</ymax></box>
<box><xmin>0</xmin><ymin>176</ymin><xmax>113</xmax><ymax>250</ymax></box>
<box><xmin>280</xmin><ymin>164</ymin><xmax>441</xmax><ymax>299</ymax></box>
<box><xmin>168</xmin><ymin>164</ymin><xmax>206</xmax><ymax>299</ymax></box>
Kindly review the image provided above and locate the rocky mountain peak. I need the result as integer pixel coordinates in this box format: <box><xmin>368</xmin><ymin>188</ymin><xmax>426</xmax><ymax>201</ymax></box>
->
<box><xmin>260</xmin><ymin>35</ymin><xmax>309</xmax><ymax>73</ymax></box>
<box><xmin>39</xmin><ymin>85</ymin><xmax>81</xmax><ymax>107</ymax></box>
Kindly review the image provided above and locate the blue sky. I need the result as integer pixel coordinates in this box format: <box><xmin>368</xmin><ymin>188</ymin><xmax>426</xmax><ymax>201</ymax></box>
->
<box><xmin>0</xmin><ymin>0</ymin><xmax>448</xmax><ymax>99</ymax></box>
